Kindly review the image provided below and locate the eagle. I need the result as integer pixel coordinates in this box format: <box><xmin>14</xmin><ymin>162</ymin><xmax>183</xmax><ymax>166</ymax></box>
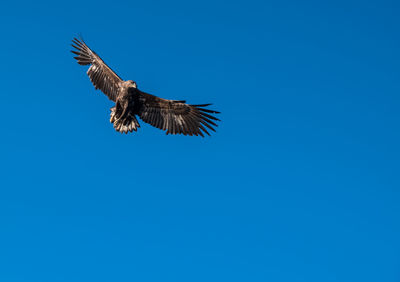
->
<box><xmin>71</xmin><ymin>37</ymin><xmax>220</xmax><ymax>136</ymax></box>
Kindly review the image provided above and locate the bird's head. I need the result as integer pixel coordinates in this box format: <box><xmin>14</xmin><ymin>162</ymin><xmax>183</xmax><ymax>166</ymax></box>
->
<box><xmin>128</xmin><ymin>80</ymin><xmax>137</xmax><ymax>88</ymax></box>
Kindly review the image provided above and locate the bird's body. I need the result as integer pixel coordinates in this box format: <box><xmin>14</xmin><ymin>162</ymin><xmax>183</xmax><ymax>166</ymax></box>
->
<box><xmin>110</xmin><ymin>80</ymin><xmax>140</xmax><ymax>133</ymax></box>
<box><xmin>71</xmin><ymin>37</ymin><xmax>220</xmax><ymax>136</ymax></box>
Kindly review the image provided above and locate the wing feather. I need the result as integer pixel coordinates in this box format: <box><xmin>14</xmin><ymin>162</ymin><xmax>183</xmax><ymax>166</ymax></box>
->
<box><xmin>136</xmin><ymin>91</ymin><xmax>220</xmax><ymax>137</ymax></box>
<box><xmin>71</xmin><ymin>37</ymin><xmax>122</xmax><ymax>101</ymax></box>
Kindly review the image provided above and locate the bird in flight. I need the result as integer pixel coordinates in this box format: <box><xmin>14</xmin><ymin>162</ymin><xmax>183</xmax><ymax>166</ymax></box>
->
<box><xmin>71</xmin><ymin>37</ymin><xmax>220</xmax><ymax>136</ymax></box>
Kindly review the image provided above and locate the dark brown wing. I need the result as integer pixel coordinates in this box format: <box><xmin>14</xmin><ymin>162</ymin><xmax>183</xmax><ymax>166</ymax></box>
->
<box><xmin>136</xmin><ymin>91</ymin><xmax>220</xmax><ymax>137</ymax></box>
<box><xmin>71</xmin><ymin>37</ymin><xmax>122</xmax><ymax>101</ymax></box>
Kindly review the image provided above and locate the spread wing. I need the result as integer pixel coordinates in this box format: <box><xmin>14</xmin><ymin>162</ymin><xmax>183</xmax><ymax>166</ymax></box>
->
<box><xmin>136</xmin><ymin>91</ymin><xmax>220</xmax><ymax>137</ymax></box>
<box><xmin>71</xmin><ymin>37</ymin><xmax>122</xmax><ymax>101</ymax></box>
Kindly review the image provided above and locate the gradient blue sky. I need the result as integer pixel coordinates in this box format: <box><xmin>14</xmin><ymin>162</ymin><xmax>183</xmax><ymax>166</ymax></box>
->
<box><xmin>0</xmin><ymin>0</ymin><xmax>399</xmax><ymax>281</ymax></box>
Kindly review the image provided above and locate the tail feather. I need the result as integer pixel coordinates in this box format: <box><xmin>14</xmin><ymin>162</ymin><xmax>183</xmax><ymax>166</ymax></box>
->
<box><xmin>110</xmin><ymin>107</ymin><xmax>140</xmax><ymax>134</ymax></box>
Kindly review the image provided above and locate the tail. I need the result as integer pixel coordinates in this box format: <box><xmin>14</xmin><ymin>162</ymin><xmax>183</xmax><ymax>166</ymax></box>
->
<box><xmin>110</xmin><ymin>107</ymin><xmax>140</xmax><ymax>134</ymax></box>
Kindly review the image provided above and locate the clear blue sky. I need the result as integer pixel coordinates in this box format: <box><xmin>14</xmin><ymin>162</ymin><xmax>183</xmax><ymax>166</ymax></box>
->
<box><xmin>0</xmin><ymin>0</ymin><xmax>399</xmax><ymax>281</ymax></box>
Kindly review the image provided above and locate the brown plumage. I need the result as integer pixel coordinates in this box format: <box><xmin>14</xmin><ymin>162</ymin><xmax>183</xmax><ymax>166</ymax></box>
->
<box><xmin>71</xmin><ymin>37</ymin><xmax>220</xmax><ymax>136</ymax></box>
